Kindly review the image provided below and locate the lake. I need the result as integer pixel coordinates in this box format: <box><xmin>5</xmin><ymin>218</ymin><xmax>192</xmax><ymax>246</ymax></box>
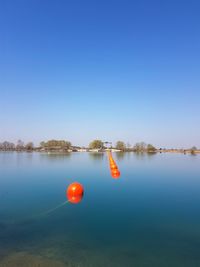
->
<box><xmin>0</xmin><ymin>152</ymin><xmax>200</xmax><ymax>267</ymax></box>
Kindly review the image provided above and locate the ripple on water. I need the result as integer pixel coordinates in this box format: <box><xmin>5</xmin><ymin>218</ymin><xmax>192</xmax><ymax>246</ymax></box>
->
<box><xmin>0</xmin><ymin>252</ymin><xmax>66</xmax><ymax>267</ymax></box>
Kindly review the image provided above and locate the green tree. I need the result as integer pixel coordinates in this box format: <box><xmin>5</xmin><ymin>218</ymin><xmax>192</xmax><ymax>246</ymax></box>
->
<box><xmin>62</xmin><ymin>141</ymin><xmax>71</xmax><ymax>150</ymax></box>
<box><xmin>147</xmin><ymin>144</ymin><xmax>157</xmax><ymax>152</ymax></box>
<box><xmin>40</xmin><ymin>141</ymin><xmax>45</xmax><ymax>147</ymax></box>
<box><xmin>46</xmin><ymin>140</ymin><xmax>58</xmax><ymax>147</ymax></box>
<box><xmin>39</xmin><ymin>140</ymin><xmax>71</xmax><ymax>150</ymax></box>
<box><xmin>116</xmin><ymin>141</ymin><xmax>126</xmax><ymax>151</ymax></box>
<box><xmin>133</xmin><ymin>142</ymin><xmax>147</xmax><ymax>152</ymax></box>
<box><xmin>190</xmin><ymin>146</ymin><xmax>197</xmax><ymax>154</ymax></box>
<box><xmin>44</xmin><ymin>140</ymin><xmax>71</xmax><ymax>148</ymax></box>
<box><xmin>89</xmin><ymin>140</ymin><xmax>103</xmax><ymax>149</ymax></box>
<box><xmin>25</xmin><ymin>142</ymin><xmax>34</xmax><ymax>151</ymax></box>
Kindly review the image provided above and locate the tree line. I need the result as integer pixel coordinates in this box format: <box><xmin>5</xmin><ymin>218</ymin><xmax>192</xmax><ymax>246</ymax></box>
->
<box><xmin>88</xmin><ymin>140</ymin><xmax>199</xmax><ymax>153</ymax></box>
<box><xmin>0</xmin><ymin>139</ymin><xmax>199</xmax><ymax>153</ymax></box>
<box><xmin>40</xmin><ymin>140</ymin><xmax>71</xmax><ymax>151</ymax></box>
<box><xmin>0</xmin><ymin>139</ymin><xmax>72</xmax><ymax>151</ymax></box>
<box><xmin>0</xmin><ymin>140</ymin><xmax>34</xmax><ymax>151</ymax></box>
<box><xmin>89</xmin><ymin>140</ymin><xmax>157</xmax><ymax>152</ymax></box>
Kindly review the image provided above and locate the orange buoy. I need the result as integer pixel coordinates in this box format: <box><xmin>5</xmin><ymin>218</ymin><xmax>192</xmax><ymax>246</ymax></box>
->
<box><xmin>66</xmin><ymin>182</ymin><xmax>84</xmax><ymax>204</ymax></box>
<box><xmin>111</xmin><ymin>168</ymin><xmax>120</xmax><ymax>175</ymax></box>
<box><xmin>107</xmin><ymin>151</ymin><xmax>121</xmax><ymax>178</ymax></box>
<box><xmin>110</xmin><ymin>163</ymin><xmax>118</xmax><ymax>170</ymax></box>
<box><xmin>111</xmin><ymin>170</ymin><xmax>120</xmax><ymax>178</ymax></box>
<box><xmin>109</xmin><ymin>156</ymin><xmax>115</xmax><ymax>162</ymax></box>
<box><xmin>109</xmin><ymin>161</ymin><xmax>116</xmax><ymax>166</ymax></box>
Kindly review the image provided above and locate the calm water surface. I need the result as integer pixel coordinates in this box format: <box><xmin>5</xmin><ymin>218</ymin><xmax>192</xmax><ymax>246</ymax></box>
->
<box><xmin>0</xmin><ymin>152</ymin><xmax>200</xmax><ymax>266</ymax></box>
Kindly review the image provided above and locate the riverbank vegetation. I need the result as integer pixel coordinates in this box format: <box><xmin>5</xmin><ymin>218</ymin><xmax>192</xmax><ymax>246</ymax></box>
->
<box><xmin>0</xmin><ymin>139</ymin><xmax>199</xmax><ymax>154</ymax></box>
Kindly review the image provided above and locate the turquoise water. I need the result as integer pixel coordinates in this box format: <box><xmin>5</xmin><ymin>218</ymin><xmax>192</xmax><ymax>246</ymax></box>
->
<box><xmin>0</xmin><ymin>152</ymin><xmax>200</xmax><ymax>266</ymax></box>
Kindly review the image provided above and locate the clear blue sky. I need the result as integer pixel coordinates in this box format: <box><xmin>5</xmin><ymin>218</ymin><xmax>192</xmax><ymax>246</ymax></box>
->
<box><xmin>0</xmin><ymin>0</ymin><xmax>200</xmax><ymax>148</ymax></box>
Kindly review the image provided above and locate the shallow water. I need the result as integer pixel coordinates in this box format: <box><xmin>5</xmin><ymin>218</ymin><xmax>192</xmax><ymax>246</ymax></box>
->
<box><xmin>0</xmin><ymin>152</ymin><xmax>200</xmax><ymax>266</ymax></box>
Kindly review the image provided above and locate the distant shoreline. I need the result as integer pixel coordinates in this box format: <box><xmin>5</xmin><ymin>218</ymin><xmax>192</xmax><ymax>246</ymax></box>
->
<box><xmin>1</xmin><ymin>140</ymin><xmax>199</xmax><ymax>155</ymax></box>
<box><xmin>0</xmin><ymin>149</ymin><xmax>199</xmax><ymax>154</ymax></box>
